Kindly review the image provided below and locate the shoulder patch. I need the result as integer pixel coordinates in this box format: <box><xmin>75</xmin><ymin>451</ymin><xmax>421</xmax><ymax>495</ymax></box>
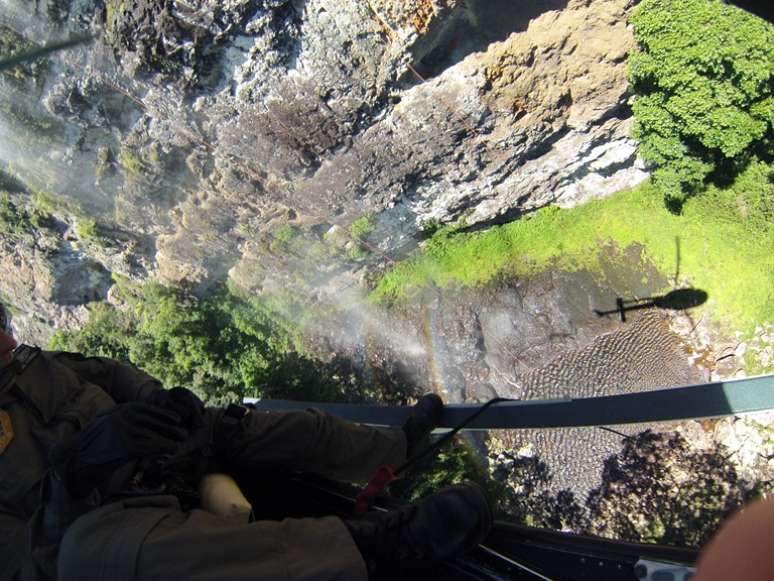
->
<box><xmin>0</xmin><ymin>409</ymin><xmax>13</xmax><ymax>454</ymax></box>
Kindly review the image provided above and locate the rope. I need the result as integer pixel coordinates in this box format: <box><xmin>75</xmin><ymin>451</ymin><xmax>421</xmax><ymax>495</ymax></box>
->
<box><xmin>393</xmin><ymin>397</ymin><xmax>512</xmax><ymax>476</ymax></box>
<box><xmin>353</xmin><ymin>397</ymin><xmax>514</xmax><ymax>512</ymax></box>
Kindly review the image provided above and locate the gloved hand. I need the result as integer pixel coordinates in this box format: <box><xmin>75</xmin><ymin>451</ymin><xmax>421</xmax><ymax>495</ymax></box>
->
<box><xmin>52</xmin><ymin>402</ymin><xmax>188</xmax><ymax>497</ymax></box>
<box><xmin>146</xmin><ymin>386</ymin><xmax>205</xmax><ymax>430</ymax></box>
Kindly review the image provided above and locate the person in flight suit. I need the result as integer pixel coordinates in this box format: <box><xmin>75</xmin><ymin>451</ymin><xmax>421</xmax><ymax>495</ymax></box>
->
<box><xmin>0</xmin><ymin>301</ymin><xmax>492</xmax><ymax>581</ymax></box>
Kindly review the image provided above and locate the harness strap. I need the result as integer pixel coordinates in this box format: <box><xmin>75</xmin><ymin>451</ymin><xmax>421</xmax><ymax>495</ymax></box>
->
<box><xmin>1</xmin><ymin>345</ymin><xmax>41</xmax><ymax>393</ymax></box>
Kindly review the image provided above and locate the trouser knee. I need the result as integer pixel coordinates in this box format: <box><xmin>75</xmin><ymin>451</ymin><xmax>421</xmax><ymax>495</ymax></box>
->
<box><xmin>58</xmin><ymin>514</ymin><xmax>104</xmax><ymax>581</ymax></box>
<box><xmin>58</xmin><ymin>498</ymin><xmax>177</xmax><ymax>581</ymax></box>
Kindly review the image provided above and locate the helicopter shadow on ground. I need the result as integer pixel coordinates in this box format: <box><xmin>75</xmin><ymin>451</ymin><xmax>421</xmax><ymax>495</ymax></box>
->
<box><xmin>593</xmin><ymin>288</ymin><xmax>708</xmax><ymax>323</ymax></box>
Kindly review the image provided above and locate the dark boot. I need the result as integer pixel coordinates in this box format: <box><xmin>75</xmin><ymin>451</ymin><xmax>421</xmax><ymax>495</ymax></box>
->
<box><xmin>402</xmin><ymin>393</ymin><xmax>444</xmax><ymax>457</ymax></box>
<box><xmin>345</xmin><ymin>482</ymin><xmax>493</xmax><ymax>573</ymax></box>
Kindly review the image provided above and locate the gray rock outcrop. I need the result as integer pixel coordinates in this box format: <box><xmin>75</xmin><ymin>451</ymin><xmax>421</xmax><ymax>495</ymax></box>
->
<box><xmin>2</xmin><ymin>0</ymin><xmax>646</xmax><ymax>298</ymax></box>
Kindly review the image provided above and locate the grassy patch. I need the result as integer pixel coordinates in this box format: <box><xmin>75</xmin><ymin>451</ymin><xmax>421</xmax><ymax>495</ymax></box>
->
<box><xmin>75</xmin><ymin>215</ymin><xmax>102</xmax><ymax>243</ymax></box>
<box><xmin>32</xmin><ymin>189</ymin><xmax>61</xmax><ymax>216</ymax></box>
<box><xmin>390</xmin><ymin>435</ymin><xmax>502</xmax><ymax>506</ymax></box>
<box><xmin>0</xmin><ymin>193</ymin><xmax>34</xmax><ymax>236</ymax></box>
<box><xmin>346</xmin><ymin>243</ymin><xmax>368</xmax><ymax>261</ymax></box>
<box><xmin>372</xmin><ymin>162</ymin><xmax>773</xmax><ymax>336</ymax></box>
<box><xmin>26</xmin><ymin>188</ymin><xmax>105</xmax><ymax>244</ymax></box>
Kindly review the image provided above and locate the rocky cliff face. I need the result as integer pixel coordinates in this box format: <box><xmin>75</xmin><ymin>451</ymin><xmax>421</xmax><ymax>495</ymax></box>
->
<box><xmin>1</xmin><ymin>0</ymin><xmax>645</xmax><ymax>336</ymax></box>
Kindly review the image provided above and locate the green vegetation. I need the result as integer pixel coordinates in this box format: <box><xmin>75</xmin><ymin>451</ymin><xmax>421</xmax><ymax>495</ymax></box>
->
<box><xmin>0</xmin><ymin>28</ymin><xmax>58</xmax><ymax>138</ymax></box>
<box><xmin>350</xmin><ymin>214</ymin><xmax>376</xmax><ymax>240</ymax></box>
<box><xmin>0</xmin><ymin>99</ymin><xmax>62</xmax><ymax>138</ymax></box>
<box><xmin>340</xmin><ymin>215</ymin><xmax>375</xmax><ymax>261</ymax></box>
<box><xmin>95</xmin><ymin>147</ymin><xmax>115</xmax><ymax>180</ymax></box>
<box><xmin>118</xmin><ymin>148</ymin><xmax>148</xmax><ymax>180</ymax></box>
<box><xmin>14</xmin><ymin>187</ymin><xmax>106</xmax><ymax>244</ymax></box>
<box><xmin>49</xmin><ymin>279</ymin><xmax>371</xmax><ymax>404</ymax></box>
<box><xmin>419</xmin><ymin>217</ymin><xmax>442</xmax><ymax>236</ymax></box>
<box><xmin>0</xmin><ymin>193</ymin><xmax>34</xmax><ymax>236</ymax></box>
<box><xmin>0</xmin><ymin>192</ymin><xmax>51</xmax><ymax>235</ymax></box>
<box><xmin>104</xmin><ymin>0</ymin><xmax>123</xmax><ymax>35</ymax></box>
<box><xmin>0</xmin><ymin>168</ymin><xmax>26</xmax><ymax>193</ymax></box>
<box><xmin>270</xmin><ymin>224</ymin><xmax>299</xmax><ymax>252</ymax></box>
<box><xmin>114</xmin><ymin>143</ymin><xmax>175</xmax><ymax>183</ymax></box>
<box><xmin>0</xmin><ymin>25</ymin><xmax>44</xmax><ymax>83</ymax></box>
<box><xmin>372</xmin><ymin>161</ymin><xmax>773</xmax><ymax>336</ymax></box>
<box><xmin>743</xmin><ymin>323</ymin><xmax>774</xmax><ymax>375</ymax></box>
<box><xmin>32</xmin><ymin>189</ymin><xmax>61</xmax><ymax>216</ymax></box>
<box><xmin>492</xmin><ymin>454</ymin><xmax>589</xmax><ymax>531</ymax></box>
<box><xmin>391</xmin><ymin>436</ymin><xmax>503</xmax><ymax>506</ymax></box>
<box><xmin>491</xmin><ymin>430</ymin><xmax>770</xmax><ymax>548</ymax></box>
<box><xmin>104</xmin><ymin>0</ymin><xmax>182</xmax><ymax>77</ymax></box>
<box><xmin>74</xmin><ymin>216</ymin><xmax>101</xmax><ymax>243</ymax></box>
<box><xmin>345</xmin><ymin>243</ymin><xmax>368</xmax><ymax>261</ymax></box>
<box><xmin>629</xmin><ymin>0</ymin><xmax>774</xmax><ymax>210</ymax></box>
<box><xmin>33</xmin><ymin>189</ymin><xmax>96</xmax><ymax>235</ymax></box>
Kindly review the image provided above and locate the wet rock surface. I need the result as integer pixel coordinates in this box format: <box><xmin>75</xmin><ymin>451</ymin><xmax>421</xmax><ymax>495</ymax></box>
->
<box><xmin>2</xmin><ymin>0</ymin><xmax>646</xmax><ymax>296</ymax></box>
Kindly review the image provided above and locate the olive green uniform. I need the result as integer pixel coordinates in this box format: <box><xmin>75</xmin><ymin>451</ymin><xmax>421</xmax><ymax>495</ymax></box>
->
<box><xmin>0</xmin><ymin>349</ymin><xmax>406</xmax><ymax>581</ymax></box>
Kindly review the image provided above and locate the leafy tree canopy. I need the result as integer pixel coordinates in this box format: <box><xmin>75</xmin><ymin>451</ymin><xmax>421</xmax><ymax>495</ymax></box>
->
<box><xmin>587</xmin><ymin>431</ymin><xmax>769</xmax><ymax>547</ymax></box>
<box><xmin>629</xmin><ymin>0</ymin><xmax>774</xmax><ymax>210</ymax></box>
<box><xmin>49</xmin><ymin>279</ymin><xmax>370</xmax><ymax>405</ymax></box>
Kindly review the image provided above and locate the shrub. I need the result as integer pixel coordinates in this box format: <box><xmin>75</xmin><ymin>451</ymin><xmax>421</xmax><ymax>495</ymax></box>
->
<box><xmin>419</xmin><ymin>217</ymin><xmax>442</xmax><ymax>236</ymax></box>
<box><xmin>390</xmin><ymin>435</ymin><xmax>503</xmax><ymax>507</ymax></box>
<box><xmin>118</xmin><ymin>148</ymin><xmax>147</xmax><ymax>180</ymax></box>
<box><xmin>0</xmin><ymin>169</ymin><xmax>26</xmax><ymax>193</ymax></box>
<box><xmin>345</xmin><ymin>243</ymin><xmax>368</xmax><ymax>261</ymax></box>
<box><xmin>270</xmin><ymin>224</ymin><xmax>298</xmax><ymax>252</ymax></box>
<box><xmin>0</xmin><ymin>192</ymin><xmax>50</xmax><ymax>235</ymax></box>
<box><xmin>629</xmin><ymin>0</ymin><xmax>774</xmax><ymax>210</ymax></box>
<box><xmin>350</xmin><ymin>214</ymin><xmax>376</xmax><ymax>240</ymax></box>
<box><xmin>0</xmin><ymin>193</ymin><xmax>33</xmax><ymax>236</ymax></box>
<box><xmin>0</xmin><ymin>25</ymin><xmax>44</xmax><ymax>83</ymax></box>
<box><xmin>75</xmin><ymin>216</ymin><xmax>101</xmax><ymax>242</ymax></box>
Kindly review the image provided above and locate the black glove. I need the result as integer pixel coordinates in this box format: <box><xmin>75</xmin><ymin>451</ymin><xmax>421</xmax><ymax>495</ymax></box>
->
<box><xmin>52</xmin><ymin>402</ymin><xmax>188</xmax><ymax>497</ymax></box>
<box><xmin>146</xmin><ymin>386</ymin><xmax>205</xmax><ymax>430</ymax></box>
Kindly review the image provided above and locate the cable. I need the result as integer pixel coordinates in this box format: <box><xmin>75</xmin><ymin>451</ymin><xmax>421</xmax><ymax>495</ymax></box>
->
<box><xmin>477</xmin><ymin>544</ymin><xmax>555</xmax><ymax>581</ymax></box>
<box><xmin>394</xmin><ymin>397</ymin><xmax>514</xmax><ymax>476</ymax></box>
<box><xmin>0</xmin><ymin>34</ymin><xmax>93</xmax><ymax>72</ymax></box>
